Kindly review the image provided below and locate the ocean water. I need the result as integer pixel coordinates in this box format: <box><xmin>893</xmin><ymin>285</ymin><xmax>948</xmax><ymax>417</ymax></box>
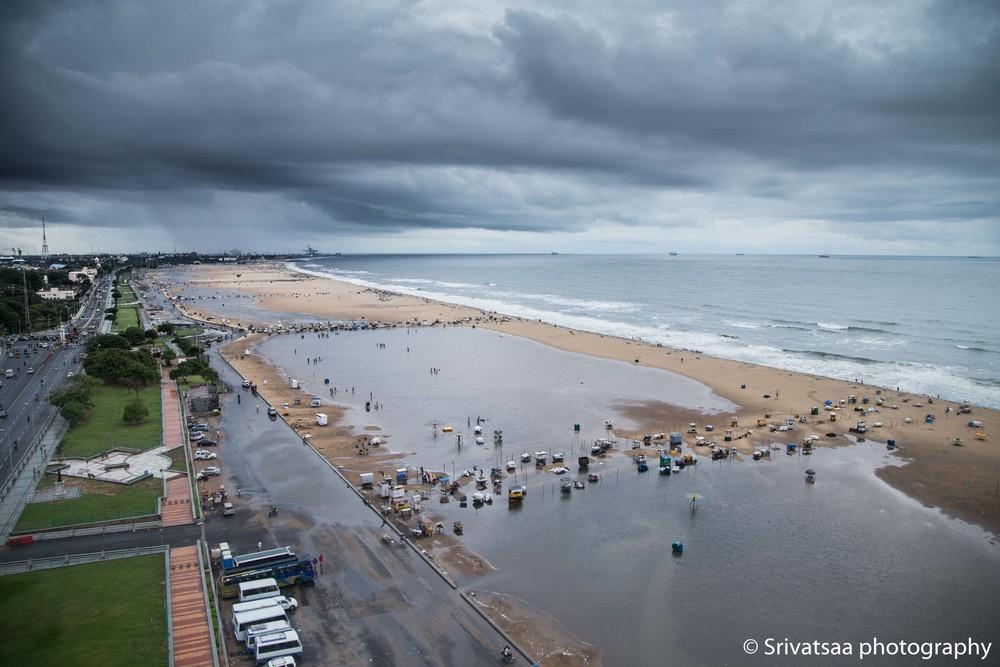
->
<box><xmin>290</xmin><ymin>254</ymin><xmax>1000</xmax><ymax>408</ymax></box>
<box><xmin>256</xmin><ymin>327</ymin><xmax>1000</xmax><ymax>667</ymax></box>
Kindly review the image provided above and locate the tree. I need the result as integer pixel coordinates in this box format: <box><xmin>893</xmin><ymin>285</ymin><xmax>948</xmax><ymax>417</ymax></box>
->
<box><xmin>61</xmin><ymin>401</ymin><xmax>89</xmax><ymax>425</ymax></box>
<box><xmin>84</xmin><ymin>348</ymin><xmax>159</xmax><ymax>386</ymax></box>
<box><xmin>169</xmin><ymin>358</ymin><xmax>219</xmax><ymax>384</ymax></box>
<box><xmin>157</xmin><ymin>322</ymin><xmax>175</xmax><ymax>334</ymax></box>
<box><xmin>122</xmin><ymin>398</ymin><xmax>149</xmax><ymax>424</ymax></box>
<box><xmin>49</xmin><ymin>375</ymin><xmax>99</xmax><ymax>425</ymax></box>
<box><xmin>86</xmin><ymin>333</ymin><xmax>130</xmax><ymax>351</ymax></box>
<box><xmin>121</xmin><ymin>326</ymin><xmax>146</xmax><ymax>346</ymax></box>
<box><xmin>143</xmin><ymin>328</ymin><xmax>158</xmax><ymax>340</ymax></box>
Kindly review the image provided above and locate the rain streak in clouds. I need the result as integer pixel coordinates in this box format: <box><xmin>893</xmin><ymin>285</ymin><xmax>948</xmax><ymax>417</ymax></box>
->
<box><xmin>1</xmin><ymin>0</ymin><xmax>998</xmax><ymax>254</ymax></box>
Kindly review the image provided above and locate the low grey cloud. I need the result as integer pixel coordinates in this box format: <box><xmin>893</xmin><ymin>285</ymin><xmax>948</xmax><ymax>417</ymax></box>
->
<box><xmin>1</xmin><ymin>0</ymin><xmax>998</xmax><ymax>254</ymax></box>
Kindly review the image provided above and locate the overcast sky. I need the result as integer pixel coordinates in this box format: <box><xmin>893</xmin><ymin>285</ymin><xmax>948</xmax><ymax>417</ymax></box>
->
<box><xmin>1</xmin><ymin>0</ymin><xmax>998</xmax><ymax>255</ymax></box>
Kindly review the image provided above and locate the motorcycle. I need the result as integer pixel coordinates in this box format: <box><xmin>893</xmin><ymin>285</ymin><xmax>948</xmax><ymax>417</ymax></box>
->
<box><xmin>501</xmin><ymin>646</ymin><xmax>515</xmax><ymax>664</ymax></box>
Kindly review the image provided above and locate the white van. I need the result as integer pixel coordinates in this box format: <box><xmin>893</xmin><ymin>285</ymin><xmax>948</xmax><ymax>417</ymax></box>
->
<box><xmin>233</xmin><ymin>605</ymin><xmax>288</xmax><ymax>642</ymax></box>
<box><xmin>232</xmin><ymin>596</ymin><xmax>298</xmax><ymax>617</ymax></box>
<box><xmin>239</xmin><ymin>578</ymin><xmax>280</xmax><ymax>602</ymax></box>
<box><xmin>245</xmin><ymin>620</ymin><xmax>292</xmax><ymax>652</ymax></box>
<box><xmin>254</xmin><ymin>629</ymin><xmax>303</xmax><ymax>665</ymax></box>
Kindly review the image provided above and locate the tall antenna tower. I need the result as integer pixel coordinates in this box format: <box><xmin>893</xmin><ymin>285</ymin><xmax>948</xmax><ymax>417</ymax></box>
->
<box><xmin>41</xmin><ymin>218</ymin><xmax>50</xmax><ymax>258</ymax></box>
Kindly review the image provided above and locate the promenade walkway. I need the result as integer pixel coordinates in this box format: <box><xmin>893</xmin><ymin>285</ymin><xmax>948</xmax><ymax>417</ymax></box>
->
<box><xmin>160</xmin><ymin>371</ymin><xmax>195</xmax><ymax>528</ymax></box>
<box><xmin>168</xmin><ymin>545</ymin><xmax>214</xmax><ymax>667</ymax></box>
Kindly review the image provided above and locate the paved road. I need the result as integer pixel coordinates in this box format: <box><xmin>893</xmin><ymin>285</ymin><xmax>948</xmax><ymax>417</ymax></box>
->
<box><xmin>2</xmin><ymin>275</ymin><xmax>521</xmax><ymax>666</ymax></box>
<box><xmin>0</xmin><ymin>277</ymin><xmax>110</xmax><ymax>486</ymax></box>
<box><xmin>195</xmin><ymin>345</ymin><xmax>516</xmax><ymax>666</ymax></box>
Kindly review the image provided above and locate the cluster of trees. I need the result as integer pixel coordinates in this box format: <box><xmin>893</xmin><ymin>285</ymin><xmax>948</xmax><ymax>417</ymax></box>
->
<box><xmin>83</xmin><ymin>334</ymin><xmax>159</xmax><ymax>387</ymax></box>
<box><xmin>0</xmin><ymin>267</ymin><xmax>83</xmax><ymax>335</ymax></box>
<box><xmin>173</xmin><ymin>336</ymin><xmax>204</xmax><ymax>357</ymax></box>
<box><xmin>169</xmin><ymin>358</ymin><xmax>219</xmax><ymax>384</ymax></box>
<box><xmin>49</xmin><ymin>375</ymin><xmax>100</xmax><ymax>425</ymax></box>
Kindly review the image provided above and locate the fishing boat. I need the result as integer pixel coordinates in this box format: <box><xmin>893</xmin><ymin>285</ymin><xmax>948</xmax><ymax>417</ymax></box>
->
<box><xmin>605</xmin><ymin>419</ymin><xmax>615</xmax><ymax>429</ymax></box>
<box><xmin>535</xmin><ymin>451</ymin><xmax>548</xmax><ymax>465</ymax></box>
<box><xmin>561</xmin><ymin>479</ymin><xmax>573</xmax><ymax>495</ymax></box>
<box><xmin>520</xmin><ymin>453</ymin><xmax>531</xmax><ymax>463</ymax></box>
<box><xmin>573</xmin><ymin>480</ymin><xmax>585</xmax><ymax>490</ymax></box>
<box><xmin>506</xmin><ymin>460</ymin><xmax>517</xmax><ymax>471</ymax></box>
<box><xmin>473</xmin><ymin>425</ymin><xmax>482</xmax><ymax>434</ymax></box>
<box><xmin>671</xmin><ymin>541</ymin><xmax>684</xmax><ymax>554</ymax></box>
<box><xmin>587</xmin><ymin>473</ymin><xmax>601</xmax><ymax>482</ymax></box>
<box><xmin>552</xmin><ymin>452</ymin><xmax>565</xmax><ymax>463</ymax></box>
<box><xmin>475</xmin><ymin>436</ymin><xmax>485</xmax><ymax>445</ymax></box>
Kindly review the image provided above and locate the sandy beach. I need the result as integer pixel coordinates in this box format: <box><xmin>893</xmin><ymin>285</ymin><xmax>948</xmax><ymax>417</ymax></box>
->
<box><xmin>159</xmin><ymin>263</ymin><xmax>1000</xmax><ymax>534</ymax></box>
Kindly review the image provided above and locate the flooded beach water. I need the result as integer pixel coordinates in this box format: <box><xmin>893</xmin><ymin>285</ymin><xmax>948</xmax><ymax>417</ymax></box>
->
<box><xmin>256</xmin><ymin>327</ymin><xmax>1000</xmax><ymax>665</ymax></box>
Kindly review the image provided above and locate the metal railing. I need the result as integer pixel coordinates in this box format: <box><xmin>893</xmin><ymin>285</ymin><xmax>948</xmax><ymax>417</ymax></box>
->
<box><xmin>164</xmin><ymin>548</ymin><xmax>174</xmax><ymax>667</ymax></box>
<box><xmin>0</xmin><ymin>544</ymin><xmax>169</xmax><ymax>576</ymax></box>
<box><xmin>0</xmin><ymin>409</ymin><xmax>60</xmax><ymax>501</ymax></box>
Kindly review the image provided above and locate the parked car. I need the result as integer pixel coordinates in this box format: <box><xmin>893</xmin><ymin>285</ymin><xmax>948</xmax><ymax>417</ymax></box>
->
<box><xmin>190</xmin><ymin>432</ymin><xmax>205</xmax><ymax>441</ymax></box>
<box><xmin>201</xmin><ymin>466</ymin><xmax>221</xmax><ymax>476</ymax></box>
<box><xmin>199</xmin><ymin>439</ymin><xmax>217</xmax><ymax>447</ymax></box>
<box><xmin>242</xmin><ymin>379</ymin><xmax>251</xmax><ymax>388</ymax></box>
<box><xmin>0</xmin><ymin>408</ymin><xmax>7</xmax><ymax>419</ymax></box>
<box><xmin>188</xmin><ymin>423</ymin><xmax>209</xmax><ymax>431</ymax></box>
<box><xmin>26</xmin><ymin>368</ymin><xmax>34</xmax><ymax>374</ymax></box>
<box><xmin>267</xmin><ymin>407</ymin><xmax>277</xmax><ymax>417</ymax></box>
<box><xmin>222</xmin><ymin>502</ymin><xmax>235</xmax><ymax>516</ymax></box>
<box><xmin>194</xmin><ymin>450</ymin><xmax>216</xmax><ymax>460</ymax></box>
<box><xmin>270</xmin><ymin>596</ymin><xmax>298</xmax><ymax>612</ymax></box>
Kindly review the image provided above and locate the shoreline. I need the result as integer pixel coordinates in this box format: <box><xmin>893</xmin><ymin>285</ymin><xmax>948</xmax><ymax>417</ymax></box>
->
<box><xmin>156</xmin><ymin>263</ymin><xmax>1000</xmax><ymax>535</ymax></box>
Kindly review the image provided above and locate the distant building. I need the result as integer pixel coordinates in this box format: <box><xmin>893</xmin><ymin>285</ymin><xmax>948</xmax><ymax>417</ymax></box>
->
<box><xmin>68</xmin><ymin>267</ymin><xmax>98</xmax><ymax>283</ymax></box>
<box><xmin>37</xmin><ymin>287</ymin><xmax>76</xmax><ymax>301</ymax></box>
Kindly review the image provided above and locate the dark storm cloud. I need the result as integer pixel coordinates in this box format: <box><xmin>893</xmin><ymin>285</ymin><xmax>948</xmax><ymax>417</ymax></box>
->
<box><xmin>0</xmin><ymin>0</ymin><xmax>998</xmax><ymax>250</ymax></box>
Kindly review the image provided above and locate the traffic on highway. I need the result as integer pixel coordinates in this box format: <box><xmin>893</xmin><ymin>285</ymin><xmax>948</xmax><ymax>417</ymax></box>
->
<box><xmin>0</xmin><ymin>275</ymin><xmax>112</xmax><ymax>488</ymax></box>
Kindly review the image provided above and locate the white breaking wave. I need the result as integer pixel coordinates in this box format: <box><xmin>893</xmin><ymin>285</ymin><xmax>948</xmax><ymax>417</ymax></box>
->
<box><xmin>723</xmin><ymin>319</ymin><xmax>763</xmax><ymax>330</ymax></box>
<box><xmin>817</xmin><ymin>321</ymin><xmax>849</xmax><ymax>331</ymax></box>
<box><xmin>285</xmin><ymin>262</ymin><xmax>1000</xmax><ymax>408</ymax></box>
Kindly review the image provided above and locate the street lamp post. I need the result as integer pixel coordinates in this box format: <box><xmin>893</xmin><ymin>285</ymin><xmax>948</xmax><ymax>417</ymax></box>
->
<box><xmin>235</xmin><ymin>273</ymin><xmax>242</xmax><ymax>330</ymax></box>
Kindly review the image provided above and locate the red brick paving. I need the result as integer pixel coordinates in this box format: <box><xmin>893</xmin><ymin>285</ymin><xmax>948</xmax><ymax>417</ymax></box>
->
<box><xmin>161</xmin><ymin>371</ymin><xmax>195</xmax><ymax>527</ymax></box>
<box><xmin>169</xmin><ymin>545</ymin><xmax>215</xmax><ymax>667</ymax></box>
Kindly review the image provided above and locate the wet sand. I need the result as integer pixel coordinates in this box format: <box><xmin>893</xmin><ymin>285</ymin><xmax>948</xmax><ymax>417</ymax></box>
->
<box><xmin>162</xmin><ymin>263</ymin><xmax>1000</xmax><ymax>534</ymax></box>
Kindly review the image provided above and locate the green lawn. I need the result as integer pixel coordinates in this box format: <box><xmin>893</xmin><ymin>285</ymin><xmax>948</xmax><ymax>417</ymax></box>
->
<box><xmin>166</xmin><ymin>446</ymin><xmax>187</xmax><ymax>471</ymax></box>
<box><xmin>14</xmin><ymin>477</ymin><xmax>162</xmax><ymax>531</ymax></box>
<box><xmin>179</xmin><ymin>374</ymin><xmax>210</xmax><ymax>390</ymax></box>
<box><xmin>174</xmin><ymin>325</ymin><xmax>203</xmax><ymax>337</ymax></box>
<box><xmin>59</xmin><ymin>382</ymin><xmax>162</xmax><ymax>458</ymax></box>
<box><xmin>0</xmin><ymin>555</ymin><xmax>167</xmax><ymax>667</ymax></box>
<box><xmin>111</xmin><ymin>306</ymin><xmax>140</xmax><ymax>332</ymax></box>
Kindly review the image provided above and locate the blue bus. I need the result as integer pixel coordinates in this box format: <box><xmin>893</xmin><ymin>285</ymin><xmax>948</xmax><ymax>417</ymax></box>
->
<box><xmin>219</xmin><ymin>559</ymin><xmax>316</xmax><ymax>599</ymax></box>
